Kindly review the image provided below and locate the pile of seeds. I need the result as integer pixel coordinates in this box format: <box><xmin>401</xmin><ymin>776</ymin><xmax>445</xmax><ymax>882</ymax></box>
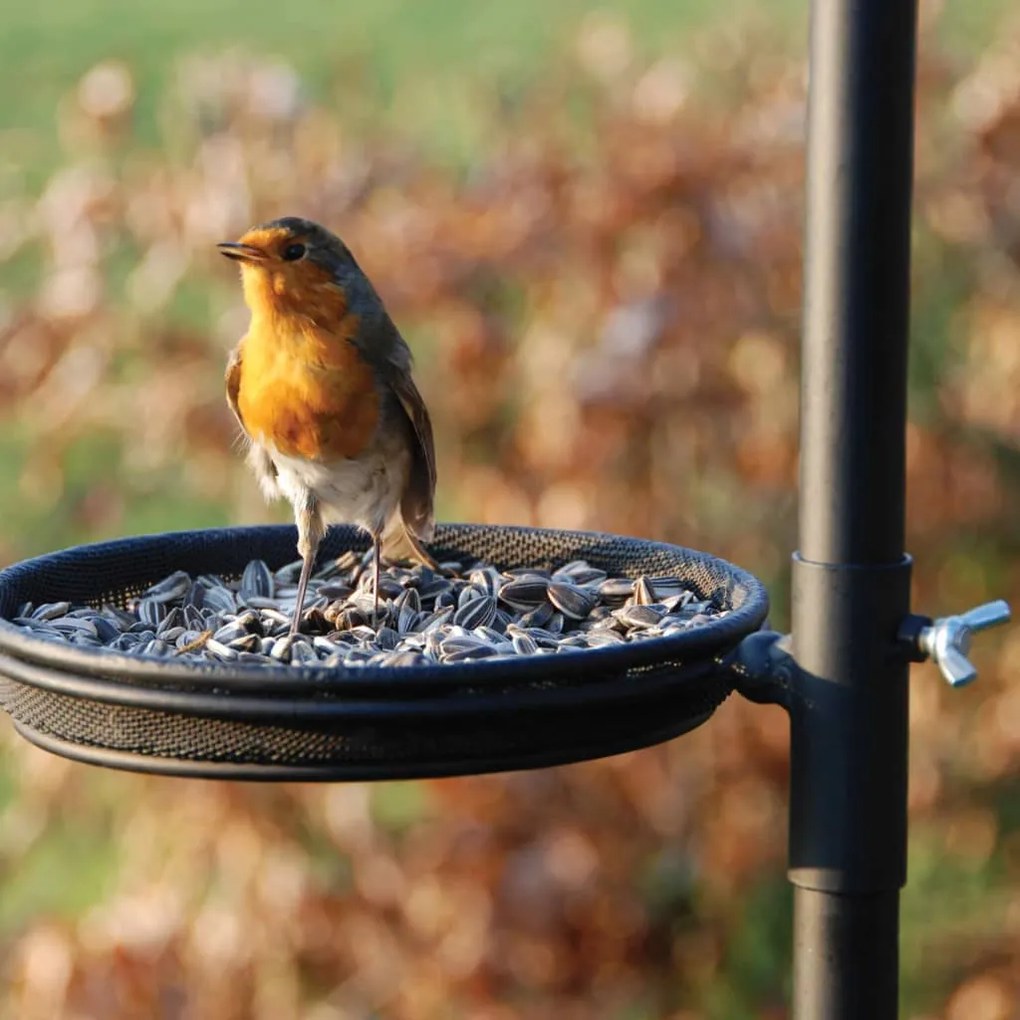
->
<box><xmin>8</xmin><ymin>552</ymin><xmax>726</xmax><ymax>668</ymax></box>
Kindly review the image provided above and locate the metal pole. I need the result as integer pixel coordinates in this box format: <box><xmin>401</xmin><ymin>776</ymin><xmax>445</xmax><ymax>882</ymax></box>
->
<box><xmin>791</xmin><ymin>0</ymin><xmax>918</xmax><ymax>1016</ymax></box>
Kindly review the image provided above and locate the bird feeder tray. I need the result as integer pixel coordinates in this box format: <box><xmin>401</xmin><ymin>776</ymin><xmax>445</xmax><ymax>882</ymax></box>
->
<box><xmin>0</xmin><ymin>524</ymin><xmax>768</xmax><ymax>780</ymax></box>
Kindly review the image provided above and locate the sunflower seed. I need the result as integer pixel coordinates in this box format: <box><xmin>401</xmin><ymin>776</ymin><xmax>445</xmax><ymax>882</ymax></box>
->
<box><xmin>344</xmin><ymin>647</ymin><xmax>375</xmax><ymax>665</ymax></box>
<box><xmin>205</xmin><ymin>639</ymin><xmax>237</xmax><ymax>661</ymax></box>
<box><xmin>290</xmin><ymin>640</ymin><xmax>319</xmax><ymax>665</ymax></box>
<box><xmin>93</xmin><ymin>616</ymin><xmax>122</xmax><ymax>642</ymax></box>
<box><xmin>394</xmin><ymin>588</ymin><xmax>421</xmax><ymax>633</ymax></box>
<box><xmin>136</xmin><ymin>598</ymin><xmax>167</xmax><ymax>628</ymax></box>
<box><xmin>511</xmin><ymin>632</ymin><xmax>539</xmax><ymax>656</ymax></box>
<box><xmin>473</xmin><ymin>625</ymin><xmax>504</xmax><ymax>644</ymax></box>
<box><xmin>453</xmin><ymin>594</ymin><xmax>497</xmax><ymax>630</ymax></box>
<box><xmin>32</xmin><ymin>601</ymin><xmax>72</xmax><ymax>621</ymax></box>
<box><xmin>417</xmin><ymin>573</ymin><xmax>453</xmax><ymax>600</ymax></box>
<box><xmin>158</xmin><ymin>606</ymin><xmax>185</xmax><ymax>632</ymax></box>
<box><xmin>373</xmin><ymin>575</ymin><xmax>404</xmax><ymax>600</ymax></box>
<box><xmin>318</xmin><ymin>581</ymin><xmax>354</xmax><ymax>601</ymax></box>
<box><xmin>498</xmin><ymin>578</ymin><xmax>550</xmax><ymax>610</ymax></box>
<box><xmin>202</xmin><ymin>585</ymin><xmax>237</xmax><ymax>615</ymax></box>
<box><xmin>270</xmin><ymin>636</ymin><xmax>296</xmax><ymax>661</ymax></box>
<box><xmin>615</xmin><ymin>605</ymin><xmax>664</xmax><ymax>629</ymax></box>
<box><xmin>240</xmin><ymin>559</ymin><xmax>274</xmax><ymax>600</ymax></box>
<box><xmin>547</xmin><ymin>582</ymin><xmax>596</xmax><ymax>620</ymax></box>
<box><xmin>557</xmin><ymin>564</ymin><xmax>607</xmax><ymax>586</ymax></box>
<box><xmin>416</xmin><ymin>606</ymin><xmax>453</xmax><ymax>633</ymax></box>
<box><xmin>176</xmin><ymin>629</ymin><xmax>208</xmax><ymax>650</ymax></box>
<box><xmin>274</xmin><ymin>559</ymin><xmax>304</xmax><ymax>584</ymax></box>
<box><xmin>384</xmin><ymin>649</ymin><xmax>427</xmax><ymax>667</ymax></box>
<box><xmin>144</xmin><ymin>570</ymin><xmax>192</xmax><ymax>603</ymax></box>
<box><xmin>440</xmin><ymin>634</ymin><xmax>490</xmax><ymax>654</ymax></box>
<box><xmin>237</xmin><ymin>651</ymin><xmax>271</xmax><ymax>665</ymax></box>
<box><xmin>333</xmin><ymin>550</ymin><xmax>362</xmax><ymax>573</ymax></box>
<box><xmin>442</xmin><ymin>640</ymin><xmax>497</xmax><ymax>662</ymax></box>
<box><xmin>182</xmin><ymin>582</ymin><xmax>206</xmax><ymax>610</ymax></box>
<box><xmin>585</xmin><ymin>630</ymin><xmax>626</xmax><ymax>647</ymax></box>
<box><xmin>505</xmin><ymin>566</ymin><xmax>551</xmax><ymax>579</ymax></box>
<box><xmin>632</xmin><ymin>576</ymin><xmax>656</xmax><ymax>606</ymax></box>
<box><xmin>517</xmin><ymin>602</ymin><xmax>555</xmax><ymax>629</ymax></box>
<box><xmin>524</xmin><ymin>628</ymin><xmax>565</xmax><ymax>649</ymax></box>
<box><xmin>182</xmin><ymin>604</ymin><xmax>206</xmax><ymax>630</ymax></box>
<box><xmin>469</xmin><ymin>567</ymin><xmax>502</xmax><ymax>595</ymax></box>
<box><xmin>51</xmin><ymin>618</ymin><xmax>97</xmax><ymax>637</ymax></box>
<box><xmin>376</xmin><ymin>626</ymin><xmax>400</xmax><ymax>651</ymax></box>
<box><xmin>649</xmin><ymin>576</ymin><xmax>689</xmax><ymax>600</ymax></box>
<box><xmin>557</xmin><ymin>634</ymin><xmax>589</xmax><ymax>648</ymax></box>
<box><xmin>8</xmin><ymin>554</ymin><xmax>724</xmax><ymax>669</ymax></box>
<box><xmin>228</xmin><ymin>634</ymin><xmax>260</xmax><ymax>653</ymax></box>
<box><xmin>103</xmin><ymin>606</ymin><xmax>137</xmax><ymax>628</ymax></box>
<box><xmin>213</xmin><ymin>622</ymin><xmax>245</xmax><ymax>644</ymax></box>
<box><xmin>598</xmin><ymin>577</ymin><xmax>635</xmax><ymax>602</ymax></box>
<box><xmin>258</xmin><ymin>608</ymin><xmax>291</xmax><ymax>628</ymax></box>
<box><xmin>233</xmin><ymin>609</ymin><xmax>262</xmax><ymax>633</ymax></box>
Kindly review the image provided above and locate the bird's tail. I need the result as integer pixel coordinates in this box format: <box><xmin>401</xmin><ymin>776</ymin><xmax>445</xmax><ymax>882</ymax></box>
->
<box><xmin>379</xmin><ymin>514</ymin><xmax>438</xmax><ymax>569</ymax></box>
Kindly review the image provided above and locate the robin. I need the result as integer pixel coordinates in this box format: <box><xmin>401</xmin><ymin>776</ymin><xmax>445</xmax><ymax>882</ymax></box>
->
<box><xmin>218</xmin><ymin>216</ymin><xmax>437</xmax><ymax>636</ymax></box>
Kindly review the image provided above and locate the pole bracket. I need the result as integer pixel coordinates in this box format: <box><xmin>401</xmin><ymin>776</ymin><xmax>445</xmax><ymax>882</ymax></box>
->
<box><xmin>727</xmin><ymin>629</ymin><xmax>795</xmax><ymax>709</ymax></box>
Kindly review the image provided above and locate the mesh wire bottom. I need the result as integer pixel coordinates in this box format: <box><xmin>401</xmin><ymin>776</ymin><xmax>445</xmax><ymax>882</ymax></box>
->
<box><xmin>0</xmin><ymin>524</ymin><xmax>767</xmax><ymax>778</ymax></box>
<box><xmin>0</xmin><ymin>671</ymin><xmax>724</xmax><ymax>775</ymax></box>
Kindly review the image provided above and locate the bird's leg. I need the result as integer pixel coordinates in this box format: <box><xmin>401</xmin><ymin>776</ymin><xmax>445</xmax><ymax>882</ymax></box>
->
<box><xmin>371</xmin><ymin>535</ymin><xmax>381</xmax><ymax>626</ymax></box>
<box><xmin>291</xmin><ymin>491</ymin><xmax>324</xmax><ymax>638</ymax></box>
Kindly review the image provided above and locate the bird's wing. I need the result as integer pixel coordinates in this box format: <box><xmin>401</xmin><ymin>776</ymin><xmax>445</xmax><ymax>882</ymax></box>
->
<box><xmin>386</xmin><ymin>366</ymin><xmax>437</xmax><ymax>542</ymax></box>
<box><xmin>225</xmin><ymin>342</ymin><xmax>246</xmax><ymax>433</ymax></box>
<box><xmin>348</xmin><ymin>303</ymin><xmax>436</xmax><ymax>554</ymax></box>
<box><xmin>356</xmin><ymin>317</ymin><xmax>436</xmax><ymax>542</ymax></box>
<box><xmin>225</xmin><ymin>340</ymin><xmax>281</xmax><ymax>501</ymax></box>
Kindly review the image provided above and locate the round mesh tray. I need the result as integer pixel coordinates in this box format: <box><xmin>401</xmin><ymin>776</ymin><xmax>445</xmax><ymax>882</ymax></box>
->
<box><xmin>0</xmin><ymin>524</ymin><xmax>768</xmax><ymax>780</ymax></box>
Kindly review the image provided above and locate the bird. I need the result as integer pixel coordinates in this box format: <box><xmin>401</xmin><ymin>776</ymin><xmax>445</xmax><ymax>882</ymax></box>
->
<box><xmin>218</xmin><ymin>216</ymin><xmax>437</xmax><ymax>637</ymax></box>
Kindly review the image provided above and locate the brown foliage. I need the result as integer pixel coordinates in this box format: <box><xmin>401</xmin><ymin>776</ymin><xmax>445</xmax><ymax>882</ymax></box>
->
<box><xmin>1</xmin><ymin>14</ymin><xmax>1019</xmax><ymax>1019</ymax></box>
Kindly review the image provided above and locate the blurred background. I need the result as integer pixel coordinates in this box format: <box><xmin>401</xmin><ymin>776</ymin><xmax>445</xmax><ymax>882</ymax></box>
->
<box><xmin>1</xmin><ymin>1</ymin><xmax>1019</xmax><ymax>1017</ymax></box>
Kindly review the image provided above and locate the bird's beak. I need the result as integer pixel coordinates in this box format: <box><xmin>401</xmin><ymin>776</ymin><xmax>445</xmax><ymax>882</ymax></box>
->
<box><xmin>217</xmin><ymin>241</ymin><xmax>268</xmax><ymax>264</ymax></box>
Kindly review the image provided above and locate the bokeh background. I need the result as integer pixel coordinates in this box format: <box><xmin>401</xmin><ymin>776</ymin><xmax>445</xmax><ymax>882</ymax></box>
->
<box><xmin>1</xmin><ymin>1</ymin><xmax>1019</xmax><ymax>1017</ymax></box>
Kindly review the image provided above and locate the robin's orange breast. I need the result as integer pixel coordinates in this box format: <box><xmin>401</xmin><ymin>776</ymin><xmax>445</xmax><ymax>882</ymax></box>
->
<box><xmin>237</xmin><ymin>317</ymin><xmax>381</xmax><ymax>462</ymax></box>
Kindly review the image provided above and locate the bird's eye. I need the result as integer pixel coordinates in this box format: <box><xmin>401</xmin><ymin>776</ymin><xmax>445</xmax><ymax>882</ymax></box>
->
<box><xmin>281</xmin><ymin>242</ymin><xmax>306</xmax><ymax>261</ymax></box>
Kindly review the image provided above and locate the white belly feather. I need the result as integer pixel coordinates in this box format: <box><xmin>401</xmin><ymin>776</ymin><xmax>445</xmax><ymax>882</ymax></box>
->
<box><xmin>257</xmin><ymin>437</ymin><xmax>411</xmax><ymax>539</ymax></box>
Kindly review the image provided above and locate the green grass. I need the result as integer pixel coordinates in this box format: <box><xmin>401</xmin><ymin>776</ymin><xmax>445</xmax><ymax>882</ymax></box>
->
<box><xmin>2</xmin><ymin>0</ymin><xmax>1014</xmax><ymax>189</ymax></box>
<box><xmin>0</xmin><ymin>751</ymin><xmax>122</xmax><ymax>930</ymax></box>
<box><xmin>706</xmin><ymin>877</ymin><xmax>792</xmax><ymax>1019</ymax></box>
<box><xmin>901</xmin><ymin>820</ymin><xmax>1014</xmax><ymax>1014</ymax></box>
<box><xmin>0</xmin><ymin>427</ymin><xmax>233</xmax><ymax>558</ymax></box>
<box><xmin>2</xmin><ymin>0</ymin><xmax>807</xmax><ymax>181</ymax></box>
<box><xmin>370</xmin><ymin>781</ymin><xmax>429</xmax><ymax>837</ymax></box>
<box><xmin>0</xmin><ymin>817</ymin><xmax>119</xmax><ymax>930</ymax></box>
<box><xmin>6</xmin><ymin>0</ymin><xmax>800</xmax><ymax>107</ymax></box>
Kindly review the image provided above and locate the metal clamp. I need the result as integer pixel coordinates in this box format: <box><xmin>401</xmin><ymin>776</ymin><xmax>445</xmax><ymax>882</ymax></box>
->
<box><xmin>900</xmin><ymin>600</ymin><xmax>1011</xmax><ymax>687</ymax></box>
<box><xmin>728</xmin><ymin>629</ymin><xmax>795</xmax><ymax>707</ymax></box>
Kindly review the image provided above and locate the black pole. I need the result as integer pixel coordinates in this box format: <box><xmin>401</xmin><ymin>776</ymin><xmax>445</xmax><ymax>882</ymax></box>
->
<box><xmin>791</xmin><ymin>0</ymin><xmax>918</xmax><ymax>1016</ymax></box>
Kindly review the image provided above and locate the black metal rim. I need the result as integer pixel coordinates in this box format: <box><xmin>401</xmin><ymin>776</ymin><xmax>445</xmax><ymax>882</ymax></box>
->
<box><xmin>0</xmin><ymin>524</ymin><xmax>769</xmax><ymax>699</ymax></box>
<box><xmin>0</xmin><ymin>647</ymin><xmax>726</xmax><ymax>723</ymax></box>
